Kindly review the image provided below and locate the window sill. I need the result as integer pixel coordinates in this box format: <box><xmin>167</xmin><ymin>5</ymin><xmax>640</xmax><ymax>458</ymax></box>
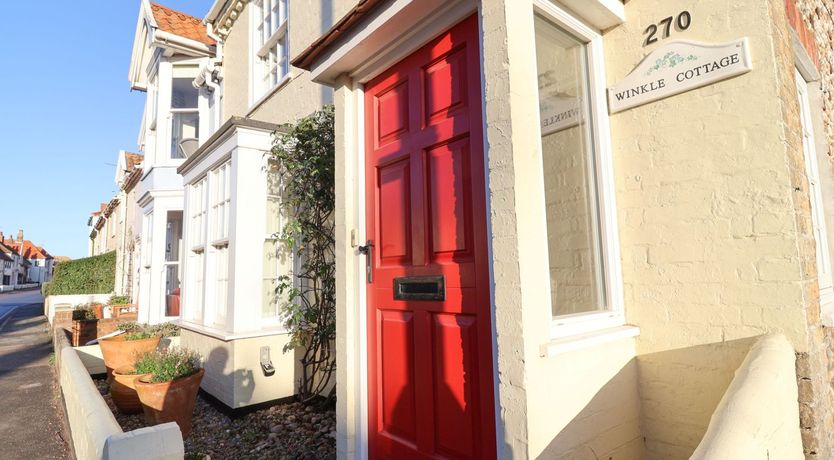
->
<box><xmin>247</xmin><ymin>73</ymin><xmax>293</xmax><ymax>117</ymax></box>
<box><xmin>177</xmin><ymin>319</ymin><xmax>288</xmax><ymax>342</ymax></box>
<box><xmin>211</xmin><ymin>239</ymin><xmax>229</xmax><ymax>248</ymax></box>
<box><xmin>541</xmin><ymin>324</ymin><xmax>640</xmax><ymax>357</ymax></box>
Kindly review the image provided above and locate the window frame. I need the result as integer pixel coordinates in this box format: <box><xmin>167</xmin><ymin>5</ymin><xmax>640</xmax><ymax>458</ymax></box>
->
<box><xmin>168</xmin><ymin>75</ymin><xmax>202</xmax><ymax>161</ymax></box>
<box><xmin>795</xmin><ymin>68</ymin><xmax>834</xmax><ymax>316</ymax></box>
<box><xmin>210</xmin><ymin>161</ymin><xmax>232</xmax><ymax>247</ymax></box>
<box><xmin>532</xmin><ymin>0</ymin><xmax>624</xmax><ymax>339</ymax></box>
<box><xmin>262</xmin><ymin>161</ymin><xmax>284</xmax><ymax>325</ymax></box>
<box><xmin>190</xmin><ymin>178</ymin><xmax>208</xmax><ymax>253</ymax></box>
<box><xmin>250</xmin><ymin>0</ymin><xmax>290</xmax><ymax>106</ymax></box>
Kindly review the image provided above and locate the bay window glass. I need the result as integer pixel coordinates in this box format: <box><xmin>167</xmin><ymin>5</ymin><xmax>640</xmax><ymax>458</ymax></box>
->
<box><xmin>535</xmin><ymin>14</ymin><xmax>607</xmax><ymax>318</ymax></box>
<box><xmin>211</xmin><ymin>162</ymin><xmax>231</xmax><ymax>242</ymax></box>
<box><xmin>188</xmin><ymin>179</ymin><xmax>207</xmax><ymax>321</ymax></box>
<box><xmin>263</xmin><ymin>163</ymin><xmax>282</xmax><ymax>320</ymax></box>
<box><xmin>210</xmin><ymin>162</ymin><xmax>231</xmax><ymax>326</ymax></box>
<box><xmin>214</xmin><ymin>246</ymin><xmax>229</xmax><ymax>325</ymax></box>
<box><xmin>252</xmin><ymin>0</ymin><xmax>289</xmax><ymax>101</ymax></box>
<box><xmin>171</xmin><ymin>67</ymin><xmax>200</xmax><ymax>159</ymax></box>
<box><xmin>190</xmin><ymin>179</ymin><xmax>208</xmax><ymax>249</ymax></box>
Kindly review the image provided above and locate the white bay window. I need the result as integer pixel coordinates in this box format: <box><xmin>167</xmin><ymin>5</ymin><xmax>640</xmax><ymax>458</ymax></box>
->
<box><xmin>210</xmin><ymin>162</ymin><xmax>231</xmax><ymax>325</ymax></box>
<box><xmin>187</xmin><ymin>179</ymin><xmax>208</xmax><ymax>321</ymax></box>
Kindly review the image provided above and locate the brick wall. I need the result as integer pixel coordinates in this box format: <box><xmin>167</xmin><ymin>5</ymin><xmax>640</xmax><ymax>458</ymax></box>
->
<box><xmin>784</xmin><ymin>0</ymin><xmax>834</xmax><ymax>457</ymax></box>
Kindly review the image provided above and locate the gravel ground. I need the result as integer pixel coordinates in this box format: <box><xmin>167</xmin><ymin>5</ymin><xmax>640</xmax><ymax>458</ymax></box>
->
<box><xmin>94</xmin><ymin>378</ymin><xmax>336</xmax><ymax>460</ymax></box>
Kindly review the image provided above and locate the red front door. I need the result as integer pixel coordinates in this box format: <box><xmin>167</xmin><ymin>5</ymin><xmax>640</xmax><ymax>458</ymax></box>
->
<box><xmin>365</xmin><ymin>15</ymin><xmax>496</xmax><ymax>460</ymax></box>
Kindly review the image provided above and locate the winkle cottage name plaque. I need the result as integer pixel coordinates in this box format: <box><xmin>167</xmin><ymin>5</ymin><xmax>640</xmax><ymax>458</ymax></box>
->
<box><xmin>608</xmin><ymin>38</ymin><xmax>752</xmax><ymax>113</ymax></box>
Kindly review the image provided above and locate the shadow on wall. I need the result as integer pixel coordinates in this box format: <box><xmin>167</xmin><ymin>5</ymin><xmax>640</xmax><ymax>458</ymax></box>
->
<box><xmin>536</xmin><ymin>359</ymin><xmax>642</xmax><ymax>460</ymax></box>
<box><xmin>637</xmin><ymin>337</ymin><xmax>758</xmax><ymax>460</ymax></box>
<box><xmin>205</xmin><ymin>347</ymin><xmax>256</xmax><ymax>406</ymax></box>
<box><xmin>528</xmin><ymin>337</ymin><xmax>760</xmax><ymax>460</ymax></box>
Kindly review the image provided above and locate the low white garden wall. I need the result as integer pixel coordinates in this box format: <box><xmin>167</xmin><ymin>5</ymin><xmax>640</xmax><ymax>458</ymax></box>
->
<box><xmin>54</xmin><ymin>329</ymin><xmax>184</xmax><ymax>460</ymax></box>
<box><xmin>0</xmin><ymin>283</ymin><xmax>38</xmax><ymax>292</ymax></box>
<box><xmin>45</xmin><ymin>293</ymin><xmax>112</xmax><ymax>324</ymax></box>
<box><xmin>691</xmin><ymin>334</ymin><xmax>803</xmax><ymax>459</ymax></box>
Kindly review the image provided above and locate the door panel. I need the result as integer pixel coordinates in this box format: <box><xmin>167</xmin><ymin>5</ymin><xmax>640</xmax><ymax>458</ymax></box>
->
<box><xmin>378</xmin><ymin>159</ymin><xmax>412</xmax><ymax>263</ymax></box>
<box><xmin>379</xmin><ymin>310</ymin><xmax>417</xmax><ymax>442</ymax></box>
<box><xmin>366</xmin><ymin>15</ymin><xmax>496</xmax><ymax>460</ymax></box>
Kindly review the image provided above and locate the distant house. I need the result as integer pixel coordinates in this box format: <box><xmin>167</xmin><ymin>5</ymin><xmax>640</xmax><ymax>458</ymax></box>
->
<box><xmin>0</xmin><ymin>245</ymin><xmax>15</xmax><ymax>287</ymax></box>
<box><xmin>113</xmin><ymin>151</ymin><xmax>144</xmax><ymax>302</ymax></box>
<box><xmin>1</xmin><ymin>229</ymin><xmax>54</xmax><ymax>284</ymax></box>
<box><xmin>87</xmin><ymin>203</ymin><xmax>108</xmax><ymax>256</ymax></box>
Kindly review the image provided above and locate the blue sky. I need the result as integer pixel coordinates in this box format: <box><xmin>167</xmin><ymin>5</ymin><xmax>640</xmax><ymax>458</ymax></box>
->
<box><xmin>0</xmin><ymin>1</ymin><xmax>212</xmax><ymax>259</ymax></box>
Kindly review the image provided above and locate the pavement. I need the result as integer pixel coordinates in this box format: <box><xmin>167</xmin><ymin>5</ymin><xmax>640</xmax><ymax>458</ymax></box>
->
<box><xmin>0</xmin><ymin>290</ymin><xmax>70</xmax><ymax>459</ymax></box>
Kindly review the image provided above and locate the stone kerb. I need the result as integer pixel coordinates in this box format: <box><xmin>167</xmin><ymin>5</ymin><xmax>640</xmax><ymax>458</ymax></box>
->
<box><xmin>54</xmin><ymin>329</ymin><xmax>184</xmax><ymax>459</ymax></box>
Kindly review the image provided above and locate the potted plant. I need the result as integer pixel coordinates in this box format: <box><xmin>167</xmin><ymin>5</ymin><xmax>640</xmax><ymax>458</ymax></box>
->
<box><xmin>89</xmin><ymin>302</ymin><xmax>105</xmax><ymax>320</ymax></box>
<box><xmin>108</xmin><ymin>295</ymin><xmax>135</xmax><ymax>320</ymax></box>
<box><xmin>110</xmin><ymin>366</ymin><xmax>151</xmax><ymax>414</ymax></box>
<box><xmin>134</xmin><ymin>348</ymin><xmax>204</xmax><ymax>437</ymax></box>
<box><xmin>99</xmin><ymin>323</ymin><xmax>161</xmax><ymax>381</ymax></box>
<box><xmin>71</xmin><ymin>305</ymin><xmax>98</xmax><ymax>347</ymax></box>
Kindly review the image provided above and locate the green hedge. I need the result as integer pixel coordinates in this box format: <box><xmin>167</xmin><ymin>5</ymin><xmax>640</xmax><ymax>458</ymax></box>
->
<box><xmin>44</xmin><ymin>251</ymin><xmax>116</xmax><ymax>296</ymax></box>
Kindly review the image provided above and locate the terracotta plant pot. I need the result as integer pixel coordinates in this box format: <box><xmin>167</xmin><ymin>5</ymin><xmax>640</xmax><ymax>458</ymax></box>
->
<box><xmin>110</xmin><ymin>367</ymin><xmax>151</xmax><ymax>414</ymax></box>
<box><xmin>71</xmin><ymin>320</ymin><xmax>98</xmax><ymax>347</ymax></box>
<box><xmin>135</xmin><ymin>368</ymin><xmax>204</xmax><ymax>438</ymax></box>
<box><xmin>99</xmin><ymin>335</ymin><xmax>161</xmax><ymax>381</ymax></box>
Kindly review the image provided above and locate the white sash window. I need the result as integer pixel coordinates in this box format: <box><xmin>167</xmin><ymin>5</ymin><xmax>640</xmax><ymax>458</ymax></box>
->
<box><xmin>251</xmin><ymin>0</ymin><xmax>289</xmax><ymax>103</ymax></box>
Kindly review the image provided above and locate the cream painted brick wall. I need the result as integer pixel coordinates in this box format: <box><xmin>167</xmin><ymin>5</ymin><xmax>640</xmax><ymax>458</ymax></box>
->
<box><xmin>220</xmin><ymin>0</ymin><xmax>354</xmax><ymax>125</ymax></box>
<box><xmin>482</xmin><ymin>1</ymin><xmax>643</xmax><ymax>458</ymax></box>
<box><xmin>603</xmin><ymin>0</ymin><xmax>819</xmax><ymax>457</ymax></box>
<box><xmin>480</xmin><ymin>0</ymin><xmax>533</xmax><ymax>456</ymax></box>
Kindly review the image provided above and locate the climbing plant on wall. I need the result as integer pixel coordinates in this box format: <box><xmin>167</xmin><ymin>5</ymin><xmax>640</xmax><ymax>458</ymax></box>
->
<box><xmin>271</xmin><ymin>105</ymin><xmax>336</xmax><ymax>403</ymax></box>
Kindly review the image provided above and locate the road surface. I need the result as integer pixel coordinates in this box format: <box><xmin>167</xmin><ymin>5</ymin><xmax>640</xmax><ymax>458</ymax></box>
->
<box><xmin>0</xmin><ymin>289</ymin><xmax>70</xmax><ymax>459</ymax></box>
<box><xmin>0</xmin><ymin>289</ymin><xmax>45</xmax><ymax>329</ymax></box>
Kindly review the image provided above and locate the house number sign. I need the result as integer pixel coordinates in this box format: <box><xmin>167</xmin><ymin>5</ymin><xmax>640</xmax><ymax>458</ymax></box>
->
<box><xmin>644</xmin><ymin>11</ymin><xmax>692</xmax><ymax>47</ymax></box>
<box><xmin>607</xmin><ymin>38</ymin><xmax>752</xmax><ymax>113</ymax></box>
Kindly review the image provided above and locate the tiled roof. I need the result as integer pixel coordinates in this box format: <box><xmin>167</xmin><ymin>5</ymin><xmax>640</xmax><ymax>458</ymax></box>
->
<box><xmin>2</xmin><ymin>239</ymin><xmax>52</xmax><ymax>260</ymax></box>
<box><xmin>150</xmin><ymin>3</ymin><xmax>216</xmax><ymax>46</ymax></box>
<box><xmin>125</xmin><ymin>152</ymin><xmax>144</xmax><ymax>171</ymax></box>
<box><xmin>0</xmin><ymin>241</ymin><xmax>20</xmax><ymax>257</ymax></box>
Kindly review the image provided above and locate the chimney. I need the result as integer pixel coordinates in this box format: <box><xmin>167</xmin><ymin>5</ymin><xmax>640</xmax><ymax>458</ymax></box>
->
<box><xmin>16</xmin><ymin>229</ymin><xmax>23</xmax><ymax>243</ymax></box>
<box><xmin>0</xmin><ymin>231</ymin><xmax>4</xmax><ymax>241</ymax></box>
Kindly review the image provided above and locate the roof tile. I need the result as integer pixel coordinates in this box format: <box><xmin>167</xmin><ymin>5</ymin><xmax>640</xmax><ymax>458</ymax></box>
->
<box><xmin>150</xmin><ymin>3</ymin><xmax>216</xmax><ymax>46</ymax></box>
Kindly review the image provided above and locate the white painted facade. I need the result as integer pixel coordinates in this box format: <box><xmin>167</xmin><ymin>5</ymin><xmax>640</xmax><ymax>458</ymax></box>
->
<box><xmin>128</xmin><ymin>0</ymin><xmax>215</xmax><ymax>324</ymax></box>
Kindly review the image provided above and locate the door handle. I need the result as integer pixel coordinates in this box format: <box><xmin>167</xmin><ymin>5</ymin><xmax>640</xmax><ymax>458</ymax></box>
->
<box><xmin>358</xmin><ymin>240</ymin><xmax>374</xmax><ymax>284</ymax></box>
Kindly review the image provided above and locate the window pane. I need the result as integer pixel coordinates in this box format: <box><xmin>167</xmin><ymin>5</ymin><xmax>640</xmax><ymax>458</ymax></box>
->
<box><xmin>262</xmin><ymin>240</ymin><xmax>279</xmax><ymax>318</ymax></box>
<box><xmin>172</xmin><ymin>77</ymin><xmax>199</xmax><ymax>109</ymax></box>
<box><xmin>171</xmin><ymin>112</ymin><xmax>199</xmax><ymax>158</ymax></box>
<box><xmin>535</xmin><ymin>15</ymin><xmax>606</xmax><ymax>317</ymax></box>
<box><xmin>165</xmin><ymin>211</ymin><xmax>183</xmax><ymax>263</ymax></box>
